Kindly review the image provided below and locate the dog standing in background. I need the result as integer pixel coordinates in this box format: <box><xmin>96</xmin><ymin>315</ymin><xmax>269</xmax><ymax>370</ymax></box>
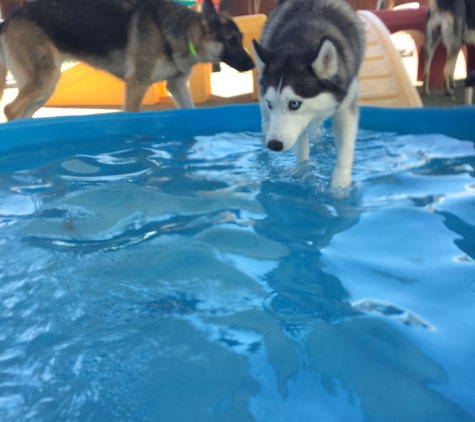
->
<box><xmin>422</xmin><ymin>0</ymin><xmax>475</xmax><ymax>96</ymax></box>
<box><xmin>0</xmin><ymin>0</ymin><xmax>254</xmax><ymax>120</ymax></box>
<box><xmin>252</xmin><ymin>0</ymin><xmax>365</xmax><ymax>190</ymax></box>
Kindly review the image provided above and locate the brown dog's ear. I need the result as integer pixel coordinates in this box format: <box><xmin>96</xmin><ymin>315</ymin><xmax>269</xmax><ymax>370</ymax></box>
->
<box><xmin>202</xmin><ymin>0</ymin><xmax>219</xmax><ymax>26</ymax></box>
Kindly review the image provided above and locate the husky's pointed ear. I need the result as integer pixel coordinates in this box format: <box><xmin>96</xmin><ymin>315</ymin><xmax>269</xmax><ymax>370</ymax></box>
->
<box><xmin>202</xmin><ymin>0</ymin><xmax>219</xmax><ymax>25</ymax></box>
<box><xmin>312</xmin><ymin>38</ymin><xmax>338</xmax><ymax>80</ymax></box>
<box><xmin>252</xmin><ymin>40</ymin><xmax>274</xmax><ymax>72</ymax></box>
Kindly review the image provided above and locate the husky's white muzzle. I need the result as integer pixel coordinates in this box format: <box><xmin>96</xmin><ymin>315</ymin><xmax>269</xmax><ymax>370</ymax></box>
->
<box><xmin>263</xmin><ymin>87</ymin><xmax>338</xmax><ymax>153</ymax></box>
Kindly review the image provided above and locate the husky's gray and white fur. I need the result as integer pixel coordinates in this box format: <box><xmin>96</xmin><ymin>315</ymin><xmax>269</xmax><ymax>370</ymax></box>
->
<box><xmin>252</xmin><ymin>0</ymin><xmax>365</xmax><ymax>189</ymax></box>
<box><xmin>422</xmin><ymin>0</ymin><xmax>475</xmax><ymax>96</ymax></box>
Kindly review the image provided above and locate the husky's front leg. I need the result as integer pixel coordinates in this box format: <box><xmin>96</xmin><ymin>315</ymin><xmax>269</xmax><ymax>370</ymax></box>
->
<box><xmin>293</xmin><ymin>129</ymin><xmax>310</xmax><ymax>163</ymax></box>
<box><xmin>166</xmin><ymin>75</ymin><xmax>195</xmax><ymax>109</ymax></box>
<box><xmin>287</xmin><ymin>129</ymin><xmax>312</xmax><ymax>178</ymax></box>
<box><xmin>259</xmin><ymin>98</ymin><xmax>270</xmax><ymax>146</ymax></box>
<box><xmin>330</xmin><ymin>82</ymin><xmax>359</xmax><ymax>189</ymax></box>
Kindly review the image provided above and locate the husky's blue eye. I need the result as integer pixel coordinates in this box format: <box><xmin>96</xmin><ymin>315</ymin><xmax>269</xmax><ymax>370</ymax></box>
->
<box><xmin>266</xmin><ymin>100</ymin><xmax>273</xmax><ymax>110</ymax></box>
<box><xmin>288</xmin><ymin>101</ymin><xmax>302</xmax><ymax>111</ymax></box>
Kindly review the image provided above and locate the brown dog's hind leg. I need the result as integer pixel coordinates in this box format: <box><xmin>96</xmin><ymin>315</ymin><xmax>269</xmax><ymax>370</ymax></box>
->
<box><xmin>124</xmin><ymin>77</ymin><xmax>150</xmax><ymax>112</ymax></box>
<box><xmin>5</xmin><ymin>85</ymin><xmax>43</xmax><ymax>120</ymax></box>
<box><xmin>4</xmin><ymin>70</ymin><xmax>61</xmax><ymax>120</ymax></box>
<box><xmin>2</xmin><ymin>22</ymin><xmax>62</xmax><ymax>120</ymax></box>
<box><xmin>4</xmin><ymin>85</ymin><xmax>54</xmax><ymax>121</ymax></box>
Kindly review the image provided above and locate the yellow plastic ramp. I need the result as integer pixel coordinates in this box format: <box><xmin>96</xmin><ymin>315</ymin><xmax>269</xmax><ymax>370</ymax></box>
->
<box><xmin>357</xmin><ymin>10</ymin><xmax>422</xmax><ymax>108</ymax></box>
<box><xmin>45</xmin><ymin>63</ymin><xmax>165</xmax><ymax>107</ymax></box>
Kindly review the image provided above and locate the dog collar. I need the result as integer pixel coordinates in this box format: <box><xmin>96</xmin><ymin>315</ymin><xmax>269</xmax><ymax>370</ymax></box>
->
<box><xmin>189</xmin><ymin>40</ymin><xmax>198</xmax><ymax>58</ymax></box>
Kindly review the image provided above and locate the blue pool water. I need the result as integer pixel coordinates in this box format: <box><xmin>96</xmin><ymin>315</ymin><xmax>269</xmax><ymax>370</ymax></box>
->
<box><xmin>0</xmin><ymin>107</ymin><xmax>474</xmax><ymax>421</ymax></box>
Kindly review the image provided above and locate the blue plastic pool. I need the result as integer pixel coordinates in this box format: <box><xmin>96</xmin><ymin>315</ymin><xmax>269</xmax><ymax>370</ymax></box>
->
<box><xmin>0</xmin><ymin>105</ymin><xmax>474</xmax><ymax>421</ymax></box>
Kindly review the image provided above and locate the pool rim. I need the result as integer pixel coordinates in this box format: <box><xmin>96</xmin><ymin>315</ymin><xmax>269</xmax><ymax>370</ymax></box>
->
<box><xmin>0</xmin><ymin>105</ymin><xmax>474</xmax><ymax>153</ymax></box>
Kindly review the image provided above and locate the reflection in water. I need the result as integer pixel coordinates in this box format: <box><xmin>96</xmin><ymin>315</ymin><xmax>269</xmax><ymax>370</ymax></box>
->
<box><xmin>0</xmin><ymin>130</ymin><xmax>474</xmax><ymax>421</ymax></box>
<box><xmin>352</xmin><ymin>299</ymin><xmax>435</xmax><ymax>331</ymax></box>
<box><xmin>440</xmin><ymin>210</ymin><xmax>475</xmax><ymax>261</ymax></box>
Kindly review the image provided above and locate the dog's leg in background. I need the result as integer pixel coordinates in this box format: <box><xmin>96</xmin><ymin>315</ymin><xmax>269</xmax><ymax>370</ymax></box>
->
<box><xmin>5</xmin><ymin>77</ymin><xmax>60</xmax><ymax>120</ymax></box>
<box><xmin>0</xmin><ymin>40</ymin><xmax>7</xmax><ymax>104</ymax></box>
<box><xmin>1</xmin><ymin>22</ymin><xmax>62</xmax><ymax>120</ymax></box>
<box><xmin>441</xmin><ymin>26</ymin><xmax>463</xmax><ymax>96</ymax></box>
<box><xmin>422</xmin><ymin>10</ymin><xmax>442</xmax><ymax>96</ymax></box>
<box><xmin>166</xmin><ymin>74</ymin><xmax>194</xmax><ymax>109</ymax></box>
<box><xmin>124</xmin><ymin>78</ymin><xmax>150</xmax><ymax>112</ymax></box>
<box><xmin>330</xmin><ymin>80</ymin><xmax>359</xmax><ymax>189</ymax></box>
<box><xmin>3</xmin><ymin>66</ymin><xmax>61</xmax><ymax>120</ymax></box>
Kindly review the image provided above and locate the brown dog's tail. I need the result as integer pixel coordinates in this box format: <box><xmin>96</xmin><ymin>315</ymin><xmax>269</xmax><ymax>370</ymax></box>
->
<box><xmin>0</xmin><ymin>34</ymin><xmax>7</xmax><ymax>104</ymax></box>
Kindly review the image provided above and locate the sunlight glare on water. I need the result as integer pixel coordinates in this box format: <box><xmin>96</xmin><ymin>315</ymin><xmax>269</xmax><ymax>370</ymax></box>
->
<box><xmin>0</xmin><ymin>127</ymin><xmax>474</xmax><ymax>422</ymax></box>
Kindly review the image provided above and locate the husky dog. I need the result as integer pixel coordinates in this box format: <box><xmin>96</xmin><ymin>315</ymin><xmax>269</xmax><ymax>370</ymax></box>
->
<box><xmin>0</xmin><ymin>0</ymin><xmax>254</xmax><ymax>120</ymax></box>
<box><xmin>422</xmin><ymin>0</ymin><xmax>475</xmax><ymax>96</ymax></box>
<box><xmin>252</xmin><ymin>0</ymin><xmax>365</xmax><ymax>189</ymax></box>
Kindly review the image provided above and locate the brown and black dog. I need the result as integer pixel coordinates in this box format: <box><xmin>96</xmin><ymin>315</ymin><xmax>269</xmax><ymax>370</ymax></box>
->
<box><xmin>0</xmin><ymin>0</ymin><xmax>254</xmax><ymax>120</ymax></box>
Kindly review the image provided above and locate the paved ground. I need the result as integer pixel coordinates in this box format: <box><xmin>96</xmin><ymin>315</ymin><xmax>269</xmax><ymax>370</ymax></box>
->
<box><xmin>417</xmin><ymin>84</ymin><xmax>469</xmax><ymax>107</ymax></box>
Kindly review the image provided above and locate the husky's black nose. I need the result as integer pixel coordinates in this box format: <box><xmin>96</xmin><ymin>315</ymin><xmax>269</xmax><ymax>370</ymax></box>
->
<box><xmin>267</xmin><ymin>140</ymin><xmax>283</xmax><ymax>151</ymax></box>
